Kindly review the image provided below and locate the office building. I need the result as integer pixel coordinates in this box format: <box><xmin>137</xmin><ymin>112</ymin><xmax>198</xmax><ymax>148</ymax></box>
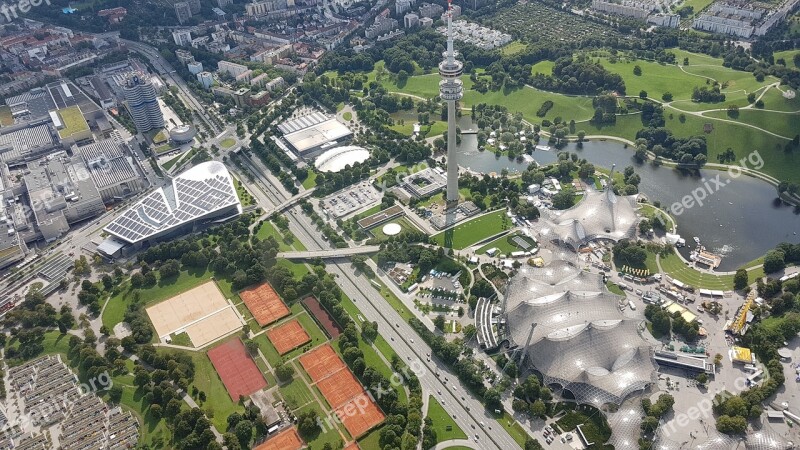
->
<box><xmin>172</xmin><ymin>29</ymin><xmax>192</xmax><ymax>46</ymax></box>
<box><xmin>122</xmin><ymin>72</ymin><xmax>164</xmax><ymax>133</ymax></box>
<box><xmin>174</xmin><ymin>1</ymin><xmax>193</xmax><ymax>24</ymax></box>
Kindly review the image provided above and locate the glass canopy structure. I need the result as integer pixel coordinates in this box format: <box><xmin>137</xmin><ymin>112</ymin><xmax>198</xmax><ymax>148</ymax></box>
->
<box><xmin>503</xmin><ymin>263</ymin><xmax>657</xmax><ymax>406</ymax></box>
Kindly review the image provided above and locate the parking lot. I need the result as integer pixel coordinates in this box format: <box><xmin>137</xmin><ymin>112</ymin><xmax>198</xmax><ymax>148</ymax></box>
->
<box><xmin>321</xmin><ymin>182</ymin><xmax>380</xmax><ymax>219</ymax></box>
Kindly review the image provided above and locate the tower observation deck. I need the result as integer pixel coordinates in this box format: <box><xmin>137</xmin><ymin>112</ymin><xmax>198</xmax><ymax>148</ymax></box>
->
<box><xmin>440</xmin><ymin>0</ymin><xmax>463</xmax><ymax>204</ymax></box>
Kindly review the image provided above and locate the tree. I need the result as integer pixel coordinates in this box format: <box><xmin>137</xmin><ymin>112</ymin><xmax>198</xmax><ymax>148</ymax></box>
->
<box><xmin>662</xmin><ymin>92</ymin><xmax>673</xmax><ymax>102</ymax></box>
<box><xmin>108</xmin><ymin>385</ymin><xmax>123</xmax><ymax>403</ymax></box>
<box><xmin>641</xmin><ymin>415</ymin><xmax>659</xmax><ymax>433</ymax></box>
<box><xmin>244</xmin><ymin>340</ymin><xmax>258</xmax><ymax>356</ymax></box>
<box><xmin>716</xmin><ymin>415</ymin><xmax>747</xmax><ymax>434</ymax></box>
<box><xmin>551</xmin><ymin>189</ymin><xmax>575</xmax><ymax>210</ymax></box>
<box><xmin>733</xmin><ymin>268</ymin><xmax>748</xmax><ymax>290</ymax></box>
<box><xmin>159</xmin><ymin>259</ymin><xmax>181</xmax><ymax>279</ymax></box>
<box><xmin>463</xmin><ymin>324</ymin><xmax>477</xmax><ymax>339</ymax></box>
<box><xmin>433</xmin><ymin>315</ymin><xmax>446</xmax><ymax>331</ymax></box>
<box><xmin>633</xmin><ymin>65</ymin><xmax>642</xmax><ymax>76</ymax></box>
<box><xmin>275</xmin><ymin>363</ymin><xmax>295</xmax><ymax>382</ymax></box>
<box><xmin>150</xmin><ymin>404</ymin><xmax>163</xmax><ymax>420</ymax></box>
<box><xmin>639</xmin><ymin>90</ymin><xmax>648</xmax><ymax>99</ymax></box>
<box><xmin>525</xmin><ymin>438</ymin><xmax>544</xmax><ymax>450</ymax></box>
<box><xmin>530</xmin><ymin>399</ymin><xmax>546</xmax><ymax>418</ymax></box>
<box><xmin>234</xmin><ymin>420</ymin><xmax>253</xmax><ymax>447</ymax></box>
<box><xmin>764</xmin><ymin>250</ymin><xmax>786</xmax><ymax>274</ymax></box>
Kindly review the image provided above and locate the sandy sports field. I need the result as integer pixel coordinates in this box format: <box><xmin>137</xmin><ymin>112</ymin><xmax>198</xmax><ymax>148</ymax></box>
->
<box><xmin>146</xmin><ymin>281</ymin><xmax>243</xmax><ymax>348</ymax></box>
<box><xmin>252</xmin><ymin>427</ymin><xmax>303</xmax><ymax>450</ymax></box>
<box><xmin>266</xmin><ymin>319</ymin><xmax>310</xmax><ymax>355</ymax></box>
<box><xmin>299</xmin><ymin>344</ymin><xmax>345</xmax><ymax>381</ymax></box>
<box><xmin>208</xmin><ymin>338</ymin><xmax>267</xmax><ymax>401</ymax></box>
<box><xmin>240</xmin><ymin>282</ymin><xmax>290</xmax><ymax>327</ymax></box>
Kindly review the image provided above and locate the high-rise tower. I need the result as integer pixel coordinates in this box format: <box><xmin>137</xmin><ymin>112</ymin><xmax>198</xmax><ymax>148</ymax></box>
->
<box><xmin>439</xmin><ymin>0</ymin><xmax>463</xmax><ymax>205</ymax></box>
<box><xmin>122</xmin><ymin>71</ymin><xmax>164</xmax><ymax>133</ymax></box>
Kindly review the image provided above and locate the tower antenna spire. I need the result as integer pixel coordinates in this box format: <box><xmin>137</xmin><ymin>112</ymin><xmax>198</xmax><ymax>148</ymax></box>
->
<box><xmin>439</xmin><ymin>0</ymin><xmax>463</xmax><ymax>206</ymax></box>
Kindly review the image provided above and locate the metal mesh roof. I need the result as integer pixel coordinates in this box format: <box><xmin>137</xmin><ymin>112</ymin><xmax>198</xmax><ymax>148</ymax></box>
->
<box><xmin>503</xmin><ymin>264</ymin><xmax>657</xmax><ymax>406</ymax></box>
<box><xmin>651</xmin><ymin>425</ymin><xmax>790</xmax><ymax>450</ymax></box>
<box><xmin>541</xmin><ymin>188</ymin><xmax>639</xmax><ymax>249</ymax></box>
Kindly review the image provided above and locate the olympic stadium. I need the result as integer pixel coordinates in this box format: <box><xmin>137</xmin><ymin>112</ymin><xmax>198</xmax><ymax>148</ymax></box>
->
<box><xmin>537</xmin><ymin>187</ymin><xmax>640</xmax><ymax>250</ymax></box>
<box><xmin>500</xmin><ymin>261</ymin><xmax>658</xmax><ymax>406</ymax></box>
<box><xmin>103</xmin><ymin>161</ymin><xmax>242</xmax><ymax>247</ymax></box>
<box><xmin>651</xmin><ymin>424</ymin><xmax>791</xmax><ymax>450</ymax></box>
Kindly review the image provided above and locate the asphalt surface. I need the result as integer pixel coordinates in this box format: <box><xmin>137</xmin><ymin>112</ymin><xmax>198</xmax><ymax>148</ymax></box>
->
<box><xmin>248</xmin><ymin>164</ymin><xmax>523</xmax><ymax>450</ymax></box>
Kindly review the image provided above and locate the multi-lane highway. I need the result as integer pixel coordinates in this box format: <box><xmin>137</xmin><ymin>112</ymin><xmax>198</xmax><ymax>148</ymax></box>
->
<box><xmin>242</xmin><ymin>157</ymin><xmax>524</xmax><ymax>450</ymax></box>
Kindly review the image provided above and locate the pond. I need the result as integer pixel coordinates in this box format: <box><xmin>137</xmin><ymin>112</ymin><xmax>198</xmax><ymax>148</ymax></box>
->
<box><xmin>455</xmin><ymin>122</ymin><xmax>800</xmax><ymax>271</ymax></box>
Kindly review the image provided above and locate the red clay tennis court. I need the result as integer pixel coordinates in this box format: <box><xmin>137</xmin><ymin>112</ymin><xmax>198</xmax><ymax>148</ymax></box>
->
<box><xmin>336</xmin><ymin>393</ymin><xmax>386</xmax><ymax>438</ymax></box>
<box><xmin>344</xmin><ymin>442</ymin><xmax>360</xmax><ymax>450</ymax></box>
<box><xmin>267</xmin><ymin>319</ymin><xmax>310</xmax><ymax>355</ymax></box>
<box><xmin>252</xmin><ymin>427</ymin><xmax>303</xmax><ymax>450</ymax></box>
<box><xmin>316</xmin><ymin>368</ymin><xmax>364</xmax><ymax>409</ymax></box>
<box><xmin>299</xmin><ymin>344</ymin><xmax>345</xmax><ymax>381</ymax></box>
<box><xmin>240</xmin><ymin>282</ymin><xmax>290</xmax><ymax>327</ymax></box>
<box><xmin>207</xmin><ymin>339</ymin><xmax>267</xmax><ymax>401</ymax></box>
<box><xmin>302</xmin><ymin>296</ymin><xmax>342</xmax><ymax>338</ymax></box>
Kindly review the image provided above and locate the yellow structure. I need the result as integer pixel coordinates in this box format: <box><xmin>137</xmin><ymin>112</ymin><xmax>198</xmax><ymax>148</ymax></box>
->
<box><xmin>730</xmin><ymin>291</ymin><xmax>756</xmax><ymax>335</ymax></box>
<box><xmin>663</xmin><ymin>301</ymin><xmax>697</xmax><ymax>323</ymax></box>
<box><xmin>731</xmin><ymin>346</ymin><xmax>754</xmax><ymax>364</ymax></box>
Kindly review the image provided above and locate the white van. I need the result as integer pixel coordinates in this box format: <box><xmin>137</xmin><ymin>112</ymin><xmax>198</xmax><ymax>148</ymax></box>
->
<box><xmin>629</xmin><ymin>301</ymin><xmax>637</xmax><ymax>311</ymax></box>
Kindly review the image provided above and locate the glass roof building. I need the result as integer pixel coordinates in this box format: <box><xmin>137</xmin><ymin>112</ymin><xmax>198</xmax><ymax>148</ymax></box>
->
<box><xmin>503</xmin><ymin>262</ymin><xmax>657</xmax><ymax>406</ymax></box>
<box><xmin>104</xmin><ymin>161</ymin><xmax>241</xmax><ymax>245</ymax></box>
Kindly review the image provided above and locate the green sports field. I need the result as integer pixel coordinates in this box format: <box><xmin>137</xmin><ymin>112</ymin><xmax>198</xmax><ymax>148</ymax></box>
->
<box><xmin>432</xmin><ymin>209</ymin><xmax>511</xmax><ymax>249</ymax></box>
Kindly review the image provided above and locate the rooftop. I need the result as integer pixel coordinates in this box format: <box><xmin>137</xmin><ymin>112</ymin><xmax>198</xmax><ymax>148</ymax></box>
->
<box><xmin>55</xmin><ymin>106</ymin><xmax>89</xmax><ymax>140</ymax></box>
<box><xmin>104</xmin><ymin>161</ymin><xmax>241</xmax><ymax>244</ymax></box>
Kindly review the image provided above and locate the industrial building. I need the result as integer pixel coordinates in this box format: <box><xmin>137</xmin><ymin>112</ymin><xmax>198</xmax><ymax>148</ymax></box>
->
<box><xmin>74</xmin><ymin>135</ymin><xmax>145</xmax><ymax>203</ymax></box>
<box><xmin>277</xmin><ymin>111</ymin><xmax>353</xmax><ymax>155</ymax></box>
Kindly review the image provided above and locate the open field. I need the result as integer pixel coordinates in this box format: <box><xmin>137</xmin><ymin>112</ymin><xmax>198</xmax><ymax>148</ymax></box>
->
<box><xmin>0</xmin><ymin>105</ymin><xmax>13</xmax><ymax>126</ymax></box>
<box><xmin>432</xmin><ymin>209</ymin><xmax>510</xmax><ymax>249</ymax></box>
<box><xmin>501</xmin><ymin>41</ymin><xmax>527</xmax><ymax>56</ymax></box>
<box><xmin>220</xmin><ymin>138</ymin><xmax>236</xmax><ymax>149</ymax></box>
<box><xmin>278</xmin><ymin>369</ymin><xmax>317</xmax><ymax>410</ymax></box>
<box><xmin>427</xmin><ymin>396</ymin><xmax>467</xmax><ymax>441</ymax></box>
<box><xmin>704</xmin><ymin>109</ymin><xmax>799</xmax><ymax>138</ymax></box>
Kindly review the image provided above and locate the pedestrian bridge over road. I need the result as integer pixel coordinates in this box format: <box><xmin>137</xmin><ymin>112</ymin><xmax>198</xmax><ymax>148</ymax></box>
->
<box><xmin>277</xmin><ymin>246</ymin><xmax>381</xmax><ymax>259</ymax></box>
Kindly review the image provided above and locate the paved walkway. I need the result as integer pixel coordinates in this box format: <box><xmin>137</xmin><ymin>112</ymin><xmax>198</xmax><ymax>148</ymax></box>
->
<box><xmin>431</xmin><ymin>439</ymin><xmax>478</xmax><ymax>449</ymax></box>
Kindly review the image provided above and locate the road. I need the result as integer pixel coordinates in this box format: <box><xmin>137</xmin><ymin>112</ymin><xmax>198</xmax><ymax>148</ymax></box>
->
<box><xmin>277</xmin><ymin>207</ymin><xmax>522</xmax><ymax>449</ymax></box>
<box><xmin>276</xmin><ymin>246</ymin><xmax>380</xmax><ymax>259</ymax></box>
<box><xmin>121</xmin><ymin>39</ymin><xmax>222</xmax><ymax>135</ymax></box>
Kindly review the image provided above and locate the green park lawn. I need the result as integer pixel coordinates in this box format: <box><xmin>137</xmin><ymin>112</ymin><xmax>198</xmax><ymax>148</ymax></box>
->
<box><xmin>476</xmin><ymin>232</ymin><xmax>518</xmax><ymax>255</ymax></box>
<box><xmin>178</xmin><ymin>346</ymin><xmax>245</xmax><ymax>432</ymax></box>
<box><xmin>427</xmin><ymin>396</ymin><xmax>467</xmax><ymax>441</ymax></box>
<box><xmin>278</xmin><ymin>369</ymin><xmax>317</xmax><ymax>410</ymax></box>
<box><xmin>599</xmin><ymin>56</ymin><xmax>708</xmax><ymax>100</ymax></box>
<box><xmin>294</xmin><ymin>401</ymin><xmax>347</xmax><ymax>447</ymax></box>
<box><xmin>703</xmin><ymin>109</ymin><xmax>799</xmax><ymax>139</ymax></box>
<box><xmin>530</xmin><ymin>60</ymin><xmax>554</xmax><ymax>75</ymax></box>
<box><xmin>501</xmin><ymin>41</ymin><xmax>527</xmax><ymax>56</ymax></box>
<box><xmin>302</xmin><ymin>170</ymin><xmax>318</xmax><ymax>189</ymax></box>
<box><xmin>219</xmin><ymin>138</ymin><xmax>236</xmax><ymax>149</ymax></box>
<box><xmin>369</xmin><ymin>217</ymin><xmax>420</xmax><ymax>240</ymax></box>
<box><xmin>0</xmin><ymin>105</ymin><xmax>13</xmax><ymax>126</ymax></box>
<box><xmin>757</xmin><ymin>87</ymin><xmax>800</xmax><ymax>112</ymax></box>
<box><xmin>432</xmin><ymin>210</ymin><xmax>511</xmax><ymax>249</ymax></box>
<box><xmin>659</xmin><ymin>252</ymin><xmax>734</xmax><ymax>290</ymax></box>
<box><xmin>343</xmin><ymin>111</ymin><xmax>353</xmax><ymax>121</ymax></box>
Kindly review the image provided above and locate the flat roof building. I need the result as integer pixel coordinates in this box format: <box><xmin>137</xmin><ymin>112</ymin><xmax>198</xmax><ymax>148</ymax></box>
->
<box><xmin>278</xmin><ymin>111</ymin><xmax>353</xmax><ymax>155</ymax></box>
